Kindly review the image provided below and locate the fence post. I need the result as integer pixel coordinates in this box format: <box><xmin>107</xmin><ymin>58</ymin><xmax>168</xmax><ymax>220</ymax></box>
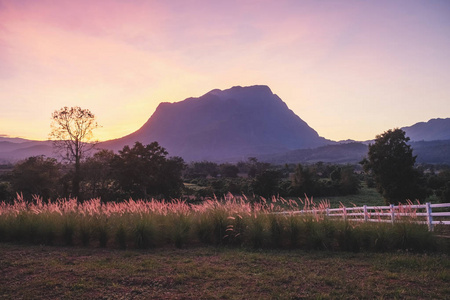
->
<box><xmin>326</xmin><ymin>208</ymin><xmax>329</xmax><ymax>217</ymax></box>
<box><xmin>390</xmin><ymin>204</ymin><xmax>395</xmax><ymax>224</ymax></box>
<box><xmin>426</xmin><ymin>202</ymin><xmax>433</xmax><ymax>231</ymax></box>
<box><xmin>363</xmin><ymin>205</ymin><xmax>368</xmax><ymax>222</ymax></box>
<box><xmin>342</xmin><ymin>206</ymin><xmax>347</xmax><ymax>221</ymax></box>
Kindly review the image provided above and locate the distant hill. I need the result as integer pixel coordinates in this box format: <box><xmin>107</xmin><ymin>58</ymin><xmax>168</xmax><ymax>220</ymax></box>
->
<box><xmin>402</xmin><ymin>118</ymin><xmax>450</xmax><ymax>141</ymax></box>
<box><xmin>410</xmin><ymin>140</ymin><xmax>450</xmax><ymax>164</ymax></box>
<box><xmin>100</xmin><ymin>85</ymin><xmax>333</xmax><ymax>161</ymax></box>
<box><xmin>257</xmin><ymin>140</ymin><xmax>450</xmax><ymax>165</ymax></box>
<box><xmin>258</xmin><ymin>142</ymin><xmax>369</xmax><ymax>164</ymax></box>
<box><xmin>0</xmin><ymin>140</ymin><xmax>54</xmax><ymax>163</ymax></box>
<box><xmin>0</xmin><ymin>136</ymin><xmax>31</xmax><ymax>143</ymax></box>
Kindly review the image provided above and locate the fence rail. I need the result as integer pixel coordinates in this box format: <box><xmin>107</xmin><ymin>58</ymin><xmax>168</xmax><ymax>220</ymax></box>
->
<box><xmin>279</xmin><ymin>202</ymin><xmax>450</xmax><ymax>231</ymax></box>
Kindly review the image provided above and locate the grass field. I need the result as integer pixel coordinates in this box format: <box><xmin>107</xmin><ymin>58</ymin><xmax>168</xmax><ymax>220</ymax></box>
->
<box><xmin>321</xmin><ymin>184</ymin><xmax>385</xmax><ymax>208</ymax></box>
<box><xmin>1</xmin><ymin>190</ymin><xmax>449</xmax><ymax>298</ymax></box>
<box><xmin>0</xmin><ymin>243</ymin><xmax>449</xmax><ymax>299</ymax></box>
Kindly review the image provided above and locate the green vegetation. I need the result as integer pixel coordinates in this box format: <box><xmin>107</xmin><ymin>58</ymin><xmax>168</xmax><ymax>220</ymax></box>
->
<box><xmin>0</xmin><ymin>244</ymin><xmax>449</xmax><ymax>299</ymax></box>
<box><xmin>9</xmin><ymin>156</ymin><xmax>61</xmax><ymax>200</ymax></box>
<box><xmin>1</xmin><ymin>124</ymin><xmax>449</xmax><ymax>298</ymax></box>
<box><xmin>111</xmin><ymin>141</ymin><xmax>185</xmax><ymax>199</ymax></box>
<box><xmin>1</xmin><ymin>195</ymin><xmax>447</xmax><ymax>253</ymax></box>
<box><xmin>0</xmin><ymin>141</ymin><xmax>186</xmax><ymax>202</ymax></box>
<box><xmin>361</xmin><ymin>128</ymin><xmax>427</xmax><ymax>204</ymax></box>
<box><xmin>318</xmin><ymin>183</ymin><xmax>385</xmax><ymax>208</ymax></box>
<box><xmin>183</xmin><ymin>160</ymin><xmax>362</xmax><ymax>200</ymax></box>
<box><xmin>1</xmin><ymin>122</ymin><xmax>449</xmax><ymax>213</ymax></box>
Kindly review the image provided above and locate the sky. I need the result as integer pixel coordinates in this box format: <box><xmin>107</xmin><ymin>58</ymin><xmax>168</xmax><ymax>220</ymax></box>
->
<box><xmin>1</xmin><ymin>0</ymin><xmax>449</xmax><ymax>142</ymax></box>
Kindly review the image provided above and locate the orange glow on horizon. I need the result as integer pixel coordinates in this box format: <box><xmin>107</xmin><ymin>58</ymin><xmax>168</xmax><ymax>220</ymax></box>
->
<box><xmin>1</xmin><ymin>0</ymin><xmax>449</xmax><ymax>142</ymax></box>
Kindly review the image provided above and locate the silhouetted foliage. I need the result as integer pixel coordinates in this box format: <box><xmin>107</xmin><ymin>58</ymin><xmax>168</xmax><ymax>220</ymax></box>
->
<box><xmin>425</xmin><ymin>169</ymin><xmax>450</xmax><ymax>203</ymax></box>
<box><xmin>185</xmin><ymin>161</ymin><xmax>361</xmax><ymax>199</ymax></box>
<box><xmin>4</xmin><ymin>147</ymin><xmax>367</xmax><ymax>202</ymax></box>
<box><xmin>219</xmin><ymin>163</ymin><xmax>239</xmax><ymax>178</ymax></box>
<box><xmin>252</xmin><ymin>170</ymin><xmax>282</xmax><ymax>197</ymax></box>
<box><xmin>184</xmin><ymin>161</ymin><xmax>219</xmax><ymax>178</ymax></box>
<box><xmin>112</xmin><ymin>142</ymin><xmax>185</xmax><ymax>199</ymax></box>
<box><xmin>245</xmin><ymin>158</ymin><xmax>271</xmax><ymax>178</ymax></box>
<box><xmin>331</xmin><ymin>165</ymin><xmax>361</xmax><ymax>195</ymax></box>
<box><xmin>361</xmin><ymin>129</ymin><xmax>427</xmax><ymax>204</ymax></box>
<box><xmin>10</xmin><ymin>156</ymin><xmax>61</xmax><ymax>200</ymax></box>
<box><xmin>0</xmin><ymin>182</ymin><xmax>12</xmax><ymax>203</ymax></box>
<box><xmin>291</xmin><ymin>164</ymin><xmax>317</xmax><ymax>196</ymax></box>
<box><xmin>154</xmin><ymin>156</ymin><xmax>186</xmax><ymax>198</ymax></box>
<box><xmin>0</xmin><ymin>164</ymin><xmax>13</xmax><ymax>202</ymax></box>
<box><xmin>81</xmin><ymin>149</ymin><xmax>117</xmax><ymax>201</ymax></box>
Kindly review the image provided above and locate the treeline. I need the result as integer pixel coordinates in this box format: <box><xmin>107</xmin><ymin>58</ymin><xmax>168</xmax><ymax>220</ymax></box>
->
<box><xmin>183</xmin><ymin>159</ymin><xmax>361</xmax><ymax>199</ymax></box>
<box><xmin>0</xmin><ymin>142</ymin><xmax>184</xmax><ymax>202</ymax></box>
<box><xmin>0</xmin><ymin>141</ymin><xmax>449</xmax><ymax>203</ymax></box>
<box><xmin>415</xmin><ymin>164</ymin><xmax>450</xmax><ymax>203</ymax></box>
<box><xmin>0</xmin><ymin>142</ymin><xmax>362</xmax><ymax>202</ymax></box>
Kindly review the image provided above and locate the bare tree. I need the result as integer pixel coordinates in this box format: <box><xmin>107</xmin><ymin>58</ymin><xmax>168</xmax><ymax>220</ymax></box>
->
<box><xmin>49</xmin><ymin>106</ymin><xmax>99</xmax><ymax>198</ymax></box>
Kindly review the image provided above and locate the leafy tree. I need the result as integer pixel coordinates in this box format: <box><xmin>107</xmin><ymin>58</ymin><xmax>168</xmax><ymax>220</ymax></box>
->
<box><xmin>10</xmin><ymin>156</ymin><xmax>61</xmax><ymax>200</ymax></box>
<box><xmin>153</xmin><ymin>156</ymin><xmax>186</xmax><ymax>198</ymax></box>
<box><xmin>290</xmin><ymin>164</ymin><xmax>316</xmax><ymax>196</ymax></box>
<box><xmin>113</xmin><ymin>142</ymin><xmax>185</xmax><ymax>199</ymax></box>
<box><xmin>219</xmin><ymin>163</ymin><xmax>239</xmax><ymax>178</ymax></box>
<box><xmin>427</xmin><ymin>169</ymin><xmax>450</xmax><ymax>203</ymax></box>
<box><xmin>0</xmin><ymin>182</ymin><xmax>13</xmax><ymax>203</ymax></box>
<box><xmin>185</xmin><ymin>161</ymin><xmax>219</xmax><ymax>178</ymax></box>
<box><xmin>361</xmin><ymin>129</ymin><xmax>426</xmax><ymax>204</ymax></box>
<box><xmin>246</xmin><ymin>158</ymin><xmax>271</xmax><ymax>178</ymax></box>
<box><xmin>252</xmin><ymin>170</ymin><xmax>281</xmax><ymax>197</ymax></box>
<box><xmin>81</xmin><ymin>149</ymin><xmax>117</xmax><ymax>201</ymax></box>
<box><xmin>330</xmin><ymin>165</ymin><xmax>360</xmax><ymax>195</ymax></box>
<box><xmin>0</xmin><ymin>164</ymin><xmax>13</xmax><ymax>202</ymax></box>
<box><xmin>49</xmin><ymin>106</ymin><xmax>99</xmax><ymax>198</ymax></box>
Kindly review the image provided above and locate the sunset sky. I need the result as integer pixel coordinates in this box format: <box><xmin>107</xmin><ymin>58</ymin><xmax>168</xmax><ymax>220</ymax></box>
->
<box><xmin>1</xmin><ymin>0</ymin><xmax>449</xmax><ymax>142</ymax></box>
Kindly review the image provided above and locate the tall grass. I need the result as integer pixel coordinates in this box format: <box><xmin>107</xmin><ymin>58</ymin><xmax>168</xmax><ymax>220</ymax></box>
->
<box><xmin>0</xmin><ymin>194</ymin><xmax>441</xmax><ymax>252</ymax></box>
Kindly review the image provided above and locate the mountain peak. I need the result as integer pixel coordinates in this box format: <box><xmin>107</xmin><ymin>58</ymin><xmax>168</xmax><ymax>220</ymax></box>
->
<box><xmin>205</xmin><ymin>85</ymin><xmax>274</xmax><ymax>102</ymax></box>
<box><xmin>102</xmin><ymin>85</ymin><xmax>332</xmax><ymax>161</ymax></box>
<box><xmin>207</xmin><ymin>85</ymin><xmax>272</xmax><ymax>96</ymax></box>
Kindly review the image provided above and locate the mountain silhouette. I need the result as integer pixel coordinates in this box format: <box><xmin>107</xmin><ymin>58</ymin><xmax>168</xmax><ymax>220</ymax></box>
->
<box><xmin>101</xmin><ymin>85</ymin><xmax>332</xmax><ymax>161</ymax></box>
<box><xmin>402</xmin><ymin>118</ymin><xmax>450</xmax><ymax>141</ymax></box>
<box><xmin>1</xmin><ymin>87</ymin><xmax>449</xmax><ymax>164</ymax></box>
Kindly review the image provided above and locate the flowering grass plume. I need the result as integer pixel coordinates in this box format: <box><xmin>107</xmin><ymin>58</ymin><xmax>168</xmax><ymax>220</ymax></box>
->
<box><xmin>0</xmin><ymin>194</ymin><xmax>437</xmax><ymax>252</ymax></box>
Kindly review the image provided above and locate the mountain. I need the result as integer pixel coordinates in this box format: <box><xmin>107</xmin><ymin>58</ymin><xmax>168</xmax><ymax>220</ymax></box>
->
<box><xmin>101</xmin><ymin>85</ymin><xmax>333</xmax><ymax>161</ymax></box>
<box><xmin>0</xmin><ymin>136</ymin><xmax>31</xmax><ymax>143</ymax></box>
<box><xmin>259</xmin><ymin>140</ymin><xmax>450</xmax><ymax>165</ymax></box>
<box><xmin>402</xmin><ymin>118</ymin><xmax>450</xmax><ymax>141</ymax></box>
<box><xmin>258</xmin><ymin>142</ymin><xmax>369</xmax><ymax>164</ymax></box>
<box><xmin>0</xmin><ymin>140</ymin><xmax>54</xmax><ymax>163</ymax></box>
<box><xmin>1</xmin><ymin>86</ymin><xmax>449</xmax><ymax>164</ymax></box>
<box><xmin>410</xmin><ymin>140</ymin><xmax>450</xmax><ymax>164</ymax></box>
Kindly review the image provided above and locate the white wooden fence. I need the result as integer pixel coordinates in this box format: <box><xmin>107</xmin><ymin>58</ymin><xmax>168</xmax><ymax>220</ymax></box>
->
<box><xmin>282</xmin><ymin>202</ymin><xmax>450</xmax><ymax>231</ymax></box>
